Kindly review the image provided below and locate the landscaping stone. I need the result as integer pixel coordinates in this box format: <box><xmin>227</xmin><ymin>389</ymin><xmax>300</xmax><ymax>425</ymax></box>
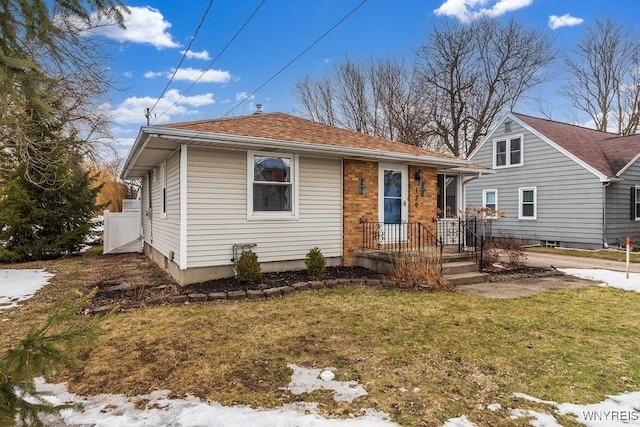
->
<box><xmin>144</xmin><ymin>296</ymin><xmax>167</xmax><ymax>306</ymax></box>
<box><xmin>188</xmin><ymin>293</ymin><xmax>208</xmax><ymax>302</ymax></box>
<box><xmin>247</xmin><ymin>290</ymin><xmax>264</xmax><ymax>299</ymax></box>
<box><xmin>121</xmin><ymin>302</ymin><xmax>142</xmax><ymax>310</ymax></box>
<box><xmin>227</xmin><ymin>291</ymin><xmax>246</xmax><ymax>300</ymax></box>
<box><xmin>91</xmin><ymin>305</ymin><xmax>115</xmax><ymax>315</ymax></box>
<box><xmin>366</xmin><ymin>279</ymin><xmax>381</xmax><ymax>286</ymax></box>
<box><xmin>209</xmin><ymin>292</ymin><xmax>227</xmax><ymax>300</ymax></box>
<box><xmin>279</xmin><ymin>286</ymin><xmax>295</xmax><ymax>295</ymax></box>
<box><xmin>381</xmin><ymin>280</ymin><xmax>399</xmax><ymax>289</ymax></box>
<box><xmin>168</xmin><ymin>295</ymin><xmax>188</xmax><ymax>304</ymax></box>
<box><xmin>263</xmin><ymin>288</ymin><xmax>281</xmax><ymax>298</ymax></box>
<box><xmin>309</xmin><ymin>281</ymin><xmax>325</xmax><ymax>289</ymax></box>
<box><xmin>292</xmin><ymin>282</ymin><xmax>311</xmax><ymax>291</ymax></box>
<box><xmin>323</xmin><ymin>279</ymin><xmax>338</xmax><ymax>288</ymax></box>
<box><xmin>335</xmin><ymin>278</ymin><xmax>353</xmax><ymax>286</ymax></box>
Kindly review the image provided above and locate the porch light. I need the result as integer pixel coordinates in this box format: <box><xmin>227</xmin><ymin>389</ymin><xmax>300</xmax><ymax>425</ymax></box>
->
<box><xmin>414</xmin><ymin>170</ymin><xmax>423</xmax><ymax>181</ymax></box>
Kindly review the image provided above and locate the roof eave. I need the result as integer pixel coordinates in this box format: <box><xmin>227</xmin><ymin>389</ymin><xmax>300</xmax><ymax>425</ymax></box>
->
<box><xmin>134</xmin><ymin>126</ymin><xmax>472</xmax><ymax>169</ymax></box>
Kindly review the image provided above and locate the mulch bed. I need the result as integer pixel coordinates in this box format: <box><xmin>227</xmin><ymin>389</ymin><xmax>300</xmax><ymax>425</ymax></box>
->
<box><xmin>79</xmin><ymin>253</ymin><xmax>560</xmax><ymax>313</ymax></box>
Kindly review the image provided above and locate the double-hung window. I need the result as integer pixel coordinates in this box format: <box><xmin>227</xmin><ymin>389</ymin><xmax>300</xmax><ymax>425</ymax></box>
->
<box><xmin>248</xmin><ymin>152</ymin><xmax>298</xmax><ymax>219</ymax></box>
<box><xmin>494</xmin><ymin>135</ymin><xmax>523</xmax><ymax>168</ymax></box>
<box><xmin>483</xmin><ymin>189</ymin><xmax>498</xmax><ymax>217</ymax></box>
<box><xmin>632</xmin><ymin>186</ymin><xmax>640</xmax><ymax>220</ymax></box>
<box><xmin>519</xmin><ymin>187</ymin><xmax>537</xmax><ymax>220</ymax></box>
<box><xmin>160</xmin><ymin>160</ymin><xmax>167</xmax><ymax>219</ymax></box>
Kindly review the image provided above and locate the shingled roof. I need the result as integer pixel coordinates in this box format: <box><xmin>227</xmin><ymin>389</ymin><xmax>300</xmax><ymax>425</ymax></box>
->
<box><xmin>512</xmin><ymin>113</ymin><xmax>640</xmax><ymax>178</ymax></box>
<box><xmin>159</xmin><ymin>112</ymin><xmax>460</xmax><ymax>160</ymax></box>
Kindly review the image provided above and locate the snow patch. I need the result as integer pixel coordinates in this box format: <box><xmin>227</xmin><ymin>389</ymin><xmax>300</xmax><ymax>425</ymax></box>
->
<box><xmin>441</xmin><ymin>415</ymin><xmax>477</xmax><ymax>426</ymax></box>
<box><xmin>559</xmin><ymin>268</ymin><xmax>640</xmax><ymax>293</ymax></box>
<box><xmin>33</xmin><ymin>377</ymin><xmax>398</xmax><ymax>426</ymax></box>
<box><xmin>284</xmin><ymin>364</ymin><xmax>368</xmax><ymax>403</ymax></box>
<box><xmin>0</xmin><ymin>269</ymin><xmax>55</xmax><ymax>310</ymax></box>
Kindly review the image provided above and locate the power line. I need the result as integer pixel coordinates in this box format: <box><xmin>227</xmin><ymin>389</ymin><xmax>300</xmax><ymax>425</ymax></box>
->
<box><xmin>151</xmin><ymin>0</ymin><xmax>267</xmax><ymax>124</ymax></box>
<box><xmin>148</xmin><ymin>0</ymin><xmax>214</xmax><ymax>116</ymax></box>
<box><xmin>222</xmin><ymin>0</ymin><xmax>370</xmax><ymax>118</ymax></box>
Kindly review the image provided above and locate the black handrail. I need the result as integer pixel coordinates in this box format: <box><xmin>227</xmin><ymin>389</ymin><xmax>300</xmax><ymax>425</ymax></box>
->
<box><xmin>360</xmin><ymin>219</ymin><xmax>443</xmax><ymax>257</ymax></box>
<box><xmin>456</xmin><ymin>218</ymin><xmax>485</xmax><ymax>272</ymax></box>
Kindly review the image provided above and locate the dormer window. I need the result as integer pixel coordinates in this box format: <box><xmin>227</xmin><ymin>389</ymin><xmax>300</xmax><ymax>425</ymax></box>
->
<box><xmin>494</xmin><ymin>135</ymin><xmax>523</xmax><ymax>168</ymax></box>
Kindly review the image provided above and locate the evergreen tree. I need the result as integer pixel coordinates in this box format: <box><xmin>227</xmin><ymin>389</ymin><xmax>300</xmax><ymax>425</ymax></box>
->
<box><xmin>0</xmin><ymin>109</ymin><xmax>102</xmax><ymax>262</ymax></box>
<box><xmin>0</xmin><ymin>290</ymin><xmax>106</xmax><ymax>426</ymax></box>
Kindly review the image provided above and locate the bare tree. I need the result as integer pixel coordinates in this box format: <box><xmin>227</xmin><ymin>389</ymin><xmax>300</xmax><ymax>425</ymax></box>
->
<box><xmin>564</xmin><ymin>18</ymin><xmax>640</xmax><ymax>135</ymax></box>
<box><xmin>295</xmin><ymin>57</ymin><xmax>432</xmax><ymax>147</ymax></box>
<box><xmin>416</xmin><ymin>18</ymin><xmax>556</xmax><ymax>157</ymax></box>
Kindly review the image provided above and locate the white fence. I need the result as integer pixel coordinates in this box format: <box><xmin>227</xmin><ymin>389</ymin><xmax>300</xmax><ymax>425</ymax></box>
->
<box><xmin>103</xmin><ymin>209</ymin><xmax>142</xmax><ymax>254</ymax></box>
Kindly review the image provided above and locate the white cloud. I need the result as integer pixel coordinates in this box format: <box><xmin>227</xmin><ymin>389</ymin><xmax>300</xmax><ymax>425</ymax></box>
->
<box><xmin>434</xmin><ymin>0</ymin><xmax>532</xmax><ymax>23</ymax></box>
<box><xmin>236</xmin><ymin>91</ymin><xmax>255</xmax><ymax>102</ymax></box>
<box><xmin>123</xmin><ymin>71</ymin><xmax>133</xmax><ymax>78</ymax></box>
<box><xmin>172</xmin><ymin>67</ymin><xmax>231</xmax><ymax>83</ymax></box>
<box><xmin>182</xmin><ymin>49</ymin><xmax>211</xmax><ymax>60</ymax></box>
<box><xmin>110</xmin><ymin>89</ymin><xmax>215</xmax><ymax>125</ymax></box>
<box><xmin>144</xmin><ymin>71</ymin><xmax>164</xmax><ymax>79</ymax></box>
<box><xmin>86</xmin><ymin>6</ymin><xmax>179</xmax><ymax>49</ymax></box>
<box><xmin>548</xmin><ymin>14</ymin><xmax>584</xmax><ymax>30</ymax></box>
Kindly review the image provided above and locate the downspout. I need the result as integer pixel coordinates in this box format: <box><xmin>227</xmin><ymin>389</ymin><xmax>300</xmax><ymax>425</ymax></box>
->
<box><xmin>462</xmin><ymin>173</ymin><xmax>482</xmax><ymax>219</ymax></box>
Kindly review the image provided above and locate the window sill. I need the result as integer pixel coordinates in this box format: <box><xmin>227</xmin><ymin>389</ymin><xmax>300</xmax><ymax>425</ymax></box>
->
<box><xmin>248</xmin><ymin>212</ymin><xmax>299</xmax><ymax>221</ymax></box>
<box><xmin>160</xmin><ymin>213</ymin><xmax>167</xmax><ymax>220</ymax></box>
<box><xmin>493</xmin><ymin>163</ymin><xmax>523</xmax><ymax>170</ymax></box>
<box><xmin>518</xmin><ymin>217</ymin><xmax>537</xmax><ymax>220</ymax></box>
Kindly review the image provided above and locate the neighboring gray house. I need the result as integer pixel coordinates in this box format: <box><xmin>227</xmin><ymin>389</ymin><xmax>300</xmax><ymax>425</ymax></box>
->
<box><xmin>465</xmin><ymin>112</ymin><xmax>640</xmax><ymax>249</ymax></box>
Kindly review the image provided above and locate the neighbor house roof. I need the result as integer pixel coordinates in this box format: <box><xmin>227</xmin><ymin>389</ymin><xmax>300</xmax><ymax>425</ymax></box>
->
<box><xmin>510</xmin><ymin>113</ymin><xmax>640</xmax><ymax>180</ymax></box>
<box><xmin>122</xmin><ymin>112</ymin><xmax>485</xmax><ymax>179</ymax></box>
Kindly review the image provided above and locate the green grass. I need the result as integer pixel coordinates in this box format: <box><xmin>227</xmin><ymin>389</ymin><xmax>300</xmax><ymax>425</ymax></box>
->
<box><xmin>527</xmin><ymin>246</ymin><xmax>640</xmax><ymax>262</ymax></box>
<box><xmin>2</xmin><ymin>251</ymin><xmax>640</xmax><ymax>426</ymax></box>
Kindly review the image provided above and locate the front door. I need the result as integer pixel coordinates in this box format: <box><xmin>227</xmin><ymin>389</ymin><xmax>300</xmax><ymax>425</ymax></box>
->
<box><xmin>379</xmin><ymin>164</ymin><xmax>408</xmax><ymax>243</ymax></box>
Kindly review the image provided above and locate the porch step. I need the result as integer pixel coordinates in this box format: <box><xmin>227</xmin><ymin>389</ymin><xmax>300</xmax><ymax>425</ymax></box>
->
<box><xmin>443</xmin><ymin>271</ymin><xmax>490</xmax><ymax>286</ymax></box>
<box><xmin>441</xmin><ymin>261</ymin><xmax>479</xmax><ymax>275</ymax></box>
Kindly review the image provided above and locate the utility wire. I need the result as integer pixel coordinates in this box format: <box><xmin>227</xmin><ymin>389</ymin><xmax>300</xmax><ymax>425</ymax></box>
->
<box><xmin>148</xmin><ymin>0</ymin><xmax>214</xmax><ymax>116</ymax></box>
<box><xmin>222</xmin><ymin>0</ymin><xmax>369</xmax><ymax>118</ymax></box>
<box><xmin>152</xmin><ymin>0</ymin><xmax>268</xmax><ymax>124</ymax></box>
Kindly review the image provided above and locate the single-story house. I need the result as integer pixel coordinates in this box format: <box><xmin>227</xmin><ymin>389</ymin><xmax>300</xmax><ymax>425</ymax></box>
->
<box><xmin>465</xmin><ymin>112</ymin><xmax>640</xmax><ymax>249</ymax></box>
<box><xmin>121</xmin><ymin>110</ymin><xmax>485</xmax><ymax>285</ymax></box>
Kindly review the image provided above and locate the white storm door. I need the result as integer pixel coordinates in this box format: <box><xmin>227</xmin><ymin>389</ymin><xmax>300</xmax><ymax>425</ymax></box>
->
<box><xmin>378</xmin><ymin>164</ymin><xmax>408</xmax><ymax>243</ymax></box>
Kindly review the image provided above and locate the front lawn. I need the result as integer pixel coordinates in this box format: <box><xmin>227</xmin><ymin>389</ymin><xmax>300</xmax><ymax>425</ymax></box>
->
<box><xmin>2</xmin><ymin>249</ymin><xmax>640</xmax><ymax>426</ymax></box>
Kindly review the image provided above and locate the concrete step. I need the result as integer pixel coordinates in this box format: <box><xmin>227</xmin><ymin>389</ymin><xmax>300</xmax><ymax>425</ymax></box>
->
<box><xmin>443</xmin><ymin>271</ymin><xmax>489</xmax><ymax>286</ymax></box>
<box><xmin>441</xmin><ymin>261</ymin><xmax>479</xmax><ymax>275</ymax></box>
<box><xmin>442</xmin><ymin>252</ymin><xmax>477</xmax><ymax>263</ymax></box>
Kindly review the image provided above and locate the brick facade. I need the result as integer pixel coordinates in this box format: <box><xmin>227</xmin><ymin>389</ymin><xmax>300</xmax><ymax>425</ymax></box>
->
<box><xmin>342</xmin><ymin>160</ymin><xmax>439</xmax><ymax>265</ymax></box>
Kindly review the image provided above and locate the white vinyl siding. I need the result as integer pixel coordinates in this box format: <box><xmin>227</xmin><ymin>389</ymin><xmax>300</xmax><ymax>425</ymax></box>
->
<box><xmin>605</xmin><ymin>160</ymin><xmax>640</xmax><ymax>245</ymax></box>
<box><xmin>141</xmin><ymin>151</ymin><xmax>181</xmax><ymax>265</ymax></box>
<box><xmin>186</xmin><ymin>147</ymin><xmax>342</xmax><ymax>268</ymax></box>
<box><xmin>467</xmin><ymin>120</ymin><xmax>604</xmax><ymax>247</ymax></box>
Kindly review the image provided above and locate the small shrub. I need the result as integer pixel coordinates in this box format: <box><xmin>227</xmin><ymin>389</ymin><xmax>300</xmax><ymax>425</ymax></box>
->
<box><xmin>236</xmin><ymin>250</ymin><xmax>262</xmax><ymax>283</ymax></box>
<box><xmin>482</xmin><ymin>243</ymin><xmax>500</xmax><ymax>267</ymax></box>
<box><xmin>500</xmin><ymin>239</ymin><xmax>526</xmax><ymax>264</ymax></box>
<box><xmin>305</xmin><ymin>247</ymin><xmax>326</xmax><ymax>277</ymax></box>
<box><xmin>393</xmin><ymin>249</ymin><xmax>454</xmax><ymax>291</ymax></box>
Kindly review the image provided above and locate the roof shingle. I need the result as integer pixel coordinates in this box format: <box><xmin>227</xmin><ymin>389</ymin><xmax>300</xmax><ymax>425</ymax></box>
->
<box><xmin>513</xmin><ymin>113</ymin><xmax>640</xmax><ymax>178</ymax></box>
<box><xmin>159</xmin><ymin>112</ymin><xmax>461</xmax><ymax>160</ymax></box>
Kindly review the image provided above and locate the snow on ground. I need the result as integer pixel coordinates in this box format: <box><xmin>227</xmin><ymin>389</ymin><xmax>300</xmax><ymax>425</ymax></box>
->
<box><xmin>514</xmin><ymin>391</ymin><xmax>640</xmax><ymax>426</ymax></box>
<box><xmin>284</xmin><ymin>364</ymin><xmax>368</xmax><ymax>403</ymax></box>
<box><xmin>0</xmin><ymin>269</ymin><xmax>55</xmax><ymax>310</ymax></box>
<box><xmin>34</xmin><ymin>377</ymin><xmax>398</xmax><ymax>427</ymax></box>
<box><xmin>559</xmin><ymin>268</ymin><xmax>640</xmax><ymax>293</ymax></box>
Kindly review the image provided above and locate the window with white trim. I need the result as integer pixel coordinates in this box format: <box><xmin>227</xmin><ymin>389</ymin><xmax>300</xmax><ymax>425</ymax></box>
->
<box><xmin>482</xmin><ymin>189</ymin><xmax>498</xmax><ymax>216</ymax></box>
<box><xmin>160</xmin><ymin>160</ymin><xmax>167</xmax><ymax>219</ymax></box>
<box><xmin>248</xmin><ymin>152</ymin><xmax>298</xmax><ymax>219</ymax></box>
<box><xmin>632</xmin><ymin>186</ymin><xmax>640</xmax><ymax>220</ymax></box>
<box><xmin>494</xmin><ymin>135</ymin><xmax>523</xmax><ymax>168</ymax></box>
<box><xmin>519</xmin><ymin>187</ymin><xmax>537</xmax><ymax>220</ymax></box>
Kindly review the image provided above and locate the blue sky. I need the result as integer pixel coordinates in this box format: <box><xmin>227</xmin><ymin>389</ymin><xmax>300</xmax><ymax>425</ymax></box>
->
<box><xmin>83</xmin><ymin>0</ymin><xmax>640</xmax><ymax>156</ymax></box>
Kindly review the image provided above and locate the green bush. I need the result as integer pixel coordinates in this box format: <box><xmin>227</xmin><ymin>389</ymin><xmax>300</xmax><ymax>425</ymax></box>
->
<box><xmin>236</xmin><ymin>250</ymin><xmax>262</xmax><ymax>283</ymax></box>
<box><xmin>305</xmin><ymin>247</ymin><xmax>326</xmax><ymax>277</ymax></box>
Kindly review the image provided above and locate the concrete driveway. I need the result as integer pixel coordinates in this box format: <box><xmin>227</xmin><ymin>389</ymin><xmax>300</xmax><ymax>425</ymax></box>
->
<box><xmin>457</xmin><ymin>250</ymin><xmax>629</xmax><ymax>299</ymax></box>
